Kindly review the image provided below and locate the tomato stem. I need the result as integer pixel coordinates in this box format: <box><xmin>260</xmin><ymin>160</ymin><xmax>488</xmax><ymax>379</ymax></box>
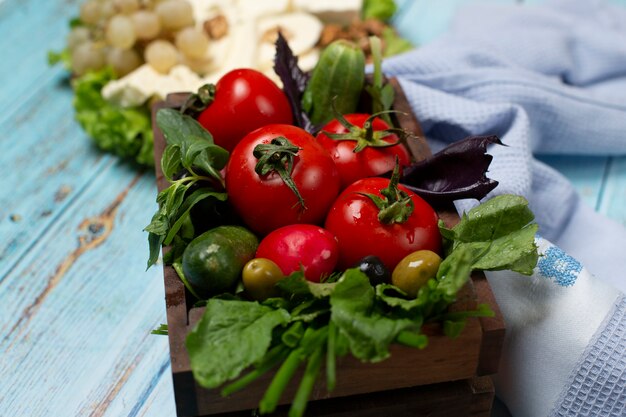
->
<box><xmin>322</xmin><ymin>106</ymin><xmax>411</xmax><ymax>153</ymax></box>
<box><xmin>253</xmin><ymin>137</ymin><xmax>307</xmax><ymax>211</ymax></box>
<box><xmin>180</xmin><ymin>83</ymin><xmax>216</xmax><ymax>116</ymax></box>
<box><xmin>358</xmin><ymin>159</ymin><xmax>414</xmax><ymax>224</ymax></box>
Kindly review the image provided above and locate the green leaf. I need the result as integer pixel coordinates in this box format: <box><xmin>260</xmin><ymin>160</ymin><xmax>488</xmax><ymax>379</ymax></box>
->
<box><xmin>147</xmin><ymin>231</ymin><xmax>164</xmax><ymax>269</ymax></box>
<box><xmin>382</xmin><ymin>27</ymin><xmax>414</xmax><ymax>57</ymax></box>
<box><xmin>72</xmin><ymin>67</ymin><xmax>154</xmax><ymax>166</ymax></box>
<box><xmin>161</xmin><ymin>145</ymin><xmax>182</xmax><ymax>181</ymax></box>
<box><xmin>361</xmin><ymin>0</ymin><xmax>397</xmax><ymax>21</ymax></box>
<box><xmin>186</xmin><ymin>299</ymin><xmax>290</xmax><ymax>388</ymax></box>
<box><xmin>440</xmin><ymin>195</ymin><xmax>540</xmax><ymax>276</ymax></box>
<box><xmin>156</xmin><ymin>108</ymin><xmax>213</xmax><ymax>146</ymax></box>
<box><xmin>450</xmin><ymin>195</ymin><xmax>535</xmax><ymax>244</ymax></box>
<box><xmin>435</xmin><ymin>245</ymin><xmax>474</xmax><ymax>297</ymax></box>
<box><xmin>151</xmin><ymin>323</ymin><xmax>168</xmax><ymax>335</ymax></box>
<box><xmin>330</xmin><ymin>269</ymin><xmax>417</xmax><ymax>362</ymax></box>
<box><xmin>469</xmin><ymin>223</ymin><xmax>539</xmax><ymax>275</ymax></box>
<box><xmin>163</xmin><ymin>188</ymin><xmax>227</xmax><ymax>245</ymax></box>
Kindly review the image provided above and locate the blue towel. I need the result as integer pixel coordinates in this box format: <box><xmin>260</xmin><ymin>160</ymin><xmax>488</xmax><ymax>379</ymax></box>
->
<box><xmin>383</xmin><ymin>1</ymin><xmax>626</xmax><ymax>416</ymax></box>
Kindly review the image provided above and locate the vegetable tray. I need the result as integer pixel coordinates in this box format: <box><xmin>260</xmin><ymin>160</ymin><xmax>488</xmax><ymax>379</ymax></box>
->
<box><xmin>152</xmin><ymin>81</ymin><xmax>505</xmax><ymax>417</ymax></box>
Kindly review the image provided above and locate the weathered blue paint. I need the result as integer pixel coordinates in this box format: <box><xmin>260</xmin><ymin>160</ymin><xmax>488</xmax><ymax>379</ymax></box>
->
<box><xmin>0</xmin><ymin>1</ymin><xmax>623</xmax><ymax>416</ymax></box>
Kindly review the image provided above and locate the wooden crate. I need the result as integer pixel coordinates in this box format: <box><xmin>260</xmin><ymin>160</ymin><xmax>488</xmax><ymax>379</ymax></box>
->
<box><xmin>151</xmin><ymin>80</ymin><xmax>505</xmax><ymax>417</ymax></box>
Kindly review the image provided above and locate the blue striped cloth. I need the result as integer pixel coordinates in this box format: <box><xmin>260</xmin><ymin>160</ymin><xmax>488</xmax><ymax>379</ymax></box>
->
<box><xmin>383</xmin><ymin>1</ymin><xmax>626</xmax><ymax>415</ymax></box>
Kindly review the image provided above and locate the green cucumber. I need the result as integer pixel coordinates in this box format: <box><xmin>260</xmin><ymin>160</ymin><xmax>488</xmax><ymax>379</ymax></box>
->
<box><xmin>302</xmin><ymin>40</ymin><xmax>366</xmax><ymax>126</ymax></box>
<box><xmin>182</xmin><ymin>225</ymin><xmax>258</xmax><ymax>296</ymax></box>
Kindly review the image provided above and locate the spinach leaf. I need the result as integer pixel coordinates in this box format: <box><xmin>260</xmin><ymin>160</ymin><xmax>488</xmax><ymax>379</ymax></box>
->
<box><xmin>186</xmin><ymin>299</ymin><xmax>290</xmax><ymax>388</ymax></box>
<box><xmin>330</xmin><ymin>269</ymin><xmax>416</xmax><ymax>362</ymax></box>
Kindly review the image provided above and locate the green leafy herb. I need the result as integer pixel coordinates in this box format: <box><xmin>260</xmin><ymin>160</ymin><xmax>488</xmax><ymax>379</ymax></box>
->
<box><xmin>382</xmin><ymin>27</ymin><xmax>414</xmax><ymax>57</ymax></box>
<box><xmin>150</xmin><ymin>323</ymin><xmax>168</xmax><ymax>336</ymax></box>
<box><xmin>361</xmin><ymin>0</ymin><xmax>397</xmax><ymax>21</ymax></box>
<box><xmin>72</xmin><ymin>67</ymin><xmax>154</xmax><ymax>166</ymax></box>
<box><xmin>439</xmin><ymin>194</ymin><xmax>540</xmax><ymax>275</ymax></box>
<box><xmin>186</xmin><ymin>299</ymin><xmax>290</xmax><ymax>388</ymax></box>
<box><xmin>330</xmin><ymin>269</ymin><xmax>417</xmax><ymax>362</ymax></box>
<box><xmin>145</xmin><ymin>109</ymin><xmax>229</xmax><ymax>268</ymax></box>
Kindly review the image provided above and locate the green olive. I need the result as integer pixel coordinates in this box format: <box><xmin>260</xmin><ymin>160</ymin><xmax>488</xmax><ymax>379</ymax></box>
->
<box><xmin>391</xmin><ymin>250</ymin><xmax>442</xmax><ymax>298</ymax></box>
<box><xmin>242</xmin><ymin>258</ymin><xmax>285</xmax><ymax>301</ymax></box>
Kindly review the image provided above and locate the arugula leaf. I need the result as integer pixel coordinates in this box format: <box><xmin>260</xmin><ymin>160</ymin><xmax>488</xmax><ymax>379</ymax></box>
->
<box><xmin>330</xmin><ymin>269</ymin><xmax>416</xmax><ymax>362</ymax></box>
<box><xmin>73</xmin><ymin>67</ymin><xmax>154</xmax><ymax>166</ymax></box>
<box><xmin>187</xmin><ymin>299</ymin><xmax>290</xmax><ymax>388</ymax></box>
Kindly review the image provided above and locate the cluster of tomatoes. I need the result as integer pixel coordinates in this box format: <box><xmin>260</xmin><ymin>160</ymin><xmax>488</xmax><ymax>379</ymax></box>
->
<box><xmin>194</xmin><ymin>68</ymin><xmax>442</xmax><ymax>299</ymax></box>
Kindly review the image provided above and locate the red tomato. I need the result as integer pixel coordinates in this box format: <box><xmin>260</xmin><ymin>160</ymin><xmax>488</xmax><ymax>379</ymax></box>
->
<box><xmin>324</xmin><ymin>177</ymin><xmax>441</xmax><ymax>271</ymax></box>
<box><xmin>197</xmin><ymin>69</ymin><xmax>293</xmax><ymax>152</ymax></box>
<box><xmin>256</xmin><ymin>224</ymin><xmax>339</xmax><ymax>282</ymax></box>
<box><xmin>226</xmin><ymin>124</ymin><xmax>341</xmax><ymax>235</ymax></box>
<box><xmin>317</xmin><ymin>114</ymin><xmax>411</xmax><ymax>189</ymax></box>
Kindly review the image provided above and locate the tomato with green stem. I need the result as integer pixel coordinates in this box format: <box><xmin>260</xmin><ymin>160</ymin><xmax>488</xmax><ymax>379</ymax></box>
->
<box><xmin>316</xmin><ymin>112</ymin><xmax>411</xmax><ymax>189</ymax></box>
<box><xmin>226</xmin><ymin>124</ymin><xmax>341</xmax><ymax>235</ymax></box>
<box><xmin>324</xmin><ymin>163</ymin><xmax>441</xmax><ymax>270</ymax></box>
<box><xmin>196</xmin><ymin>69</ymin><xmax>293</xmax><ymax>152</ymax></box>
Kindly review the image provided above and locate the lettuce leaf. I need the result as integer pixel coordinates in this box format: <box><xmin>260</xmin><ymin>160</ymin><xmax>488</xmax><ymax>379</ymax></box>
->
<box><xmin>72</xmin><ymin>67</ymin><xmax>154</xmax><ymax>166</ymax></box>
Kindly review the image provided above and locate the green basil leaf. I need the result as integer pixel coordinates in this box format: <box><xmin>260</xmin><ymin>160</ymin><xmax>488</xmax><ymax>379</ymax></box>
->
<box><xmin>163</xmin><ymin>188</ymin><xmax>227</xmax><ymax>246</ymax></box>
<box><xmin>161</xmin><ymin>144</ymin><xmax>182</xmax><ymax>181</ymax></box>
<box><xmin>156</xmin><ymin>108</ymin><xmax>213</xmax><ymax>146</ymax></box>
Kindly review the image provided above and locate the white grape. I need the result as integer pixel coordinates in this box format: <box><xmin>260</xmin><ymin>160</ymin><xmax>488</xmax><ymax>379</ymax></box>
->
<box><xmin>107</xmin><ymin>47</ymin><xmax>142</xmax><ymax>76</ymax></box>
<box><xmin>155</xmin><ymin>0</ymin><xmax>194</xmax><ymax>31</ymax></box>
<box><xmin>144</xmin><ymin>39</ymin><xmax>178</xmax><ymax>73</ymax></box>
<box><xmin>67</xmin><ymin>27</ymin><xmax>91</xmax><ymax>51</ymax></box>
<box><xmin>175</xmin><ymin>27</ymin><xmax>209</xmax><ymax>60</ymax></box>
<box><xmin>100</xmin><ymin>0</ymin><xmax>116</xmax><ymax>20</ymax></box>
<box><xmin>132</xmin><ymin>10</ymin><xmax>161</xmax><ymax>40</ymax></box>
<box><xmin>106</xmin><ymin>14</ymin><xmax>136</xmax><ymax>49</ymax></box>
<box><xmin>72</xmin><ymin>41</ymin><xmax>105</xmax><ymax>75</ymax></box>
<box><xmin>113</xmin><ymin>0</ymin><xmax>140</xmax><ymax>14</ymax></box>
<box><xmin>79</xmin><ymin>0</ymin><xmax>101</xmax><ymax>25</ymax></box>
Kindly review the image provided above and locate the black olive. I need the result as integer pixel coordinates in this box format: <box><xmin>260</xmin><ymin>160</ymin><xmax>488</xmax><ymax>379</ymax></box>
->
<box><xmin>354</xmin><ymin>255</ymin><xmax>391</xmax><ymax>286</ymax></box>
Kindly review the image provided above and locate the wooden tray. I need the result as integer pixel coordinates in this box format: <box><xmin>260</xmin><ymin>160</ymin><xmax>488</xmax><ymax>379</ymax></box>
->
<box><xmin>151</xmin><ymin>80</ymin><xmax>505</xmax><ymax>417</ymax></box>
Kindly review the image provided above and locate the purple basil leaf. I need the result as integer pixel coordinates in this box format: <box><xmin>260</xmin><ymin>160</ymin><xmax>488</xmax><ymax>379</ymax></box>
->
<box><xmin>400</xmin><ymin>135</ymin><xmax>503</xmax><ymax>205</ymax></box>
<box><xmin>273</xmin><ymin>32</ymin><xmax>317</xmax><ymax>134</ymax></box>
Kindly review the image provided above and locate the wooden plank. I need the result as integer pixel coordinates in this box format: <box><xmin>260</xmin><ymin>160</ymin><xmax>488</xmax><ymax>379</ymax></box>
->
<box><xmin>598</xmin><ymin>156</ymin><xmax>626</xmax><ymax>226</ymax></box>
<box><xmin>0</xmin><ymin>162</ymin><xmax>173</xmax><ymax>416</ymax></box>
<box><xmin>0</xmin><ymin>0</ymin><xmax>81</xmax><ymax>125</ymax></box>
<box><xmin>0</xmin><ymin>78</ymin><xmax>114</xmax><ymax>280</ymax></box>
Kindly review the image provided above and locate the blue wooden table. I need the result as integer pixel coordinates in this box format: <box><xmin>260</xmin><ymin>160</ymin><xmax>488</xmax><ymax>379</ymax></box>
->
<box><xmin>0</xmin><ymin>1</ymin><xmax>624</xmax><ymax>416</ymax></box>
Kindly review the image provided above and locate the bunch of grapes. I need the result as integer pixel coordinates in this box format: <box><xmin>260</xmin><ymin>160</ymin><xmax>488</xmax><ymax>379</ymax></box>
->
<box><xmin>69</xmin><ymin>0</ymin><xmax>212</xmax><ymax>77</ymax></box>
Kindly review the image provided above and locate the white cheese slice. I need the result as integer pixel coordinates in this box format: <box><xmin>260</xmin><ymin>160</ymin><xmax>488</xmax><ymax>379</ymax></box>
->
<box><xmin>101</xmin><ymin>64</ymin><xmax>163</xmax><ymax>107</ymax></box>
<box><xmin>256</xmin><ymin>12</ymin><xmax>323</xmax><ymax>64</ymax></box>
